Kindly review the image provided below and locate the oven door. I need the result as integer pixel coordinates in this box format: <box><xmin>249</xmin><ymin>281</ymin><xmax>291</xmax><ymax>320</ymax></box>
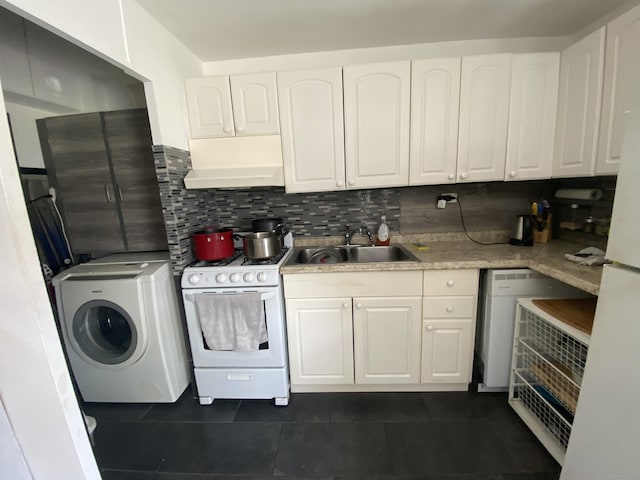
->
<box><xmin>182</xmin><ymin>286</ymin><xmax>287</xmax><ymax>368</ymax></box>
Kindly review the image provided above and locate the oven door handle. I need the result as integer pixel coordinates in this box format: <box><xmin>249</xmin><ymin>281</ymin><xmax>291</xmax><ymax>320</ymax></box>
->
<box><xmin>184</xmin><ymin>291</ymin><xmax>276</xmax><ymax>303</ymax></box>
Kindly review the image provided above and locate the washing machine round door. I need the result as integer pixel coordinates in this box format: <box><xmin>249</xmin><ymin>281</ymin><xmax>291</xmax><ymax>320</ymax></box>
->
<box><xmin>72</xmin><ymin>300</ymin><xmax>138</xmax><ymax>365</ymax></box>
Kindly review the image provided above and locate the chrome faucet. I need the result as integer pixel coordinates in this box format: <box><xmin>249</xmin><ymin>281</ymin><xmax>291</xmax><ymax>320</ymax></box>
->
<box><xmin>344</xmin><ymin>225</ymin><xmax>375</xmax><ymax>246</ymax></box>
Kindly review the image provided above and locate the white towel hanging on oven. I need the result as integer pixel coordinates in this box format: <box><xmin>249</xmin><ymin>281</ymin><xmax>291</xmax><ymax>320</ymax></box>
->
<box><xmin>193</xmin><ymin>293</ymin><xmax>267</xmax><ymax>352</ymax></box>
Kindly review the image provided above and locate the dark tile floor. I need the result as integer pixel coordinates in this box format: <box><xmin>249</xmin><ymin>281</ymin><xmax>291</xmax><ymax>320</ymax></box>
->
<box><xmin>84</xmin><ymin>388</ymin><xmax>560</xmax><ymax>480</ymax></box>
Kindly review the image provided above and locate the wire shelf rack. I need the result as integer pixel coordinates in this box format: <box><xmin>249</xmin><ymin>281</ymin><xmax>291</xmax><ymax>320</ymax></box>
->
<box><xmin>509</xmin><ymin>301</ymin><xmax>591</xmax><ymax>458</ymax></box>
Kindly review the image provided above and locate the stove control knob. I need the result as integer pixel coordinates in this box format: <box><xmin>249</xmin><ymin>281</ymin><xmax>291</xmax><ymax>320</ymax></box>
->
<box><xmin>243</xmin><ymin>272</ymin><xmax>255</xmax><ymax>283</ymax></box>
<box><xmin>257</xmin><ymin>272</ymin><xmax>268</xmax><ymax>283</ymax></box>
<box><xmin>215</xmin><ymin>273</ymin><xmax>227</xmax><ymax>284</ymax></box>
<box><xmin>188</xmin><ymin>274</ymin><xmax>201</xmax><ymax>285</ymax></box>
<box><xmin>230</xmin><ymin>273</ymin><xmax>241</xmax><ymax>283</ymax></box>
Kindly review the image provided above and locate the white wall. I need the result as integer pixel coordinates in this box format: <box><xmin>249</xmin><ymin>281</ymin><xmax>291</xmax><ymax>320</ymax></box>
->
<box><xmin>0</xmin><ymin>81</ymin><xmax>100</xmax><ymax>479</ymax></box>
<box><xmin>202</xmin><ymin>36</ymin><xmax>570</xmax><ymax>75</ymax></box>
<box><xmin>121</xmin><ymin>0</ymin><xmax>202</xmax><ymax>150</ymax></box>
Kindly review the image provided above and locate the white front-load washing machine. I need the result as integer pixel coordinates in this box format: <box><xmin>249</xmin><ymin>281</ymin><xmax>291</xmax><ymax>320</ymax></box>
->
<box><xmin>52</xmin><ymin>253</ymin><xmax>190</xmax><ymax>403</ymax></box>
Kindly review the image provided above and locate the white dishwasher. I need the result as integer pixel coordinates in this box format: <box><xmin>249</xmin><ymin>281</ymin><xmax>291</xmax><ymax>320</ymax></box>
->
<box><xmin>476</xmin><ymin>268</ymin><xmax>591</xmax><ymax>392</ymax></box>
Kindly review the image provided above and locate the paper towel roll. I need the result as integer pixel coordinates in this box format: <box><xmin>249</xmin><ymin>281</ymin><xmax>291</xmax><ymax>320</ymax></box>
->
<box><xmin>555</xmin><ymin>188</ymin><xmax>603</xmax><ymax>201</ymax></box>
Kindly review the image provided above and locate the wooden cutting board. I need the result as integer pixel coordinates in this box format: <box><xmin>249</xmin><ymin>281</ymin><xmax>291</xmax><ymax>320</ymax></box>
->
<box><xmin>532</xmin><ymin>298</ymin><xmax>597</xmax><ymax>335</ymax></box>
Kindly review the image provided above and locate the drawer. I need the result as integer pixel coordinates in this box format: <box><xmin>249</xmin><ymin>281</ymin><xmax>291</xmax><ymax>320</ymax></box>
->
<box><xmin>423</xmin><ymin>296</ymin><xmax>476</xmax><ymax>319</ymax></box>
<box><xmin>423</xmin><ymin>269</ymin><xmax>479</xmax><ymax>296</ymax></box>
<box><xmin>193</xmin><ymin>368</ymin><xmax>289</xmax><ymax>399</ymax></box>
<box><xmin>284</xmin><ymin>270</ymin><xmax>422</xmax><ymax>298</ymax></box>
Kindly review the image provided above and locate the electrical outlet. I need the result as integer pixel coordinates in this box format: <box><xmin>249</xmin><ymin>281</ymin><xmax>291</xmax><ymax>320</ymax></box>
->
<box><xmin>436</xmin><ymin>192</ymin><xmax>457</xmax><ymax>209</ymax></box>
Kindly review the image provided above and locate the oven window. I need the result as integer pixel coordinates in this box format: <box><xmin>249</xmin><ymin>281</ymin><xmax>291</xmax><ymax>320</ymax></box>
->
<box><xmin>72</xmin><ymin>300</ymin><xmax>138</xmax><ymax>364</ymax></box>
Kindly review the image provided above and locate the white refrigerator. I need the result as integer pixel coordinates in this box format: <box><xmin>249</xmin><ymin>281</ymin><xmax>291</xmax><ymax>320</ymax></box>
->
<box><xmin>561</xmin><ymin>111</ymin><xmax>640</xmax><ymax>479</ymax></box>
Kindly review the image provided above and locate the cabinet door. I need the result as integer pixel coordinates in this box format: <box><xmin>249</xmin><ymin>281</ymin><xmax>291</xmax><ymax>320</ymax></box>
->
<box><xmin>596</xmin><ymin>5</ymin><xmax>640</xmax><ymax>175</ymax></box>
<box><xmin>457</xmin><ymin>54</ymin><xmax>512</xmax><ymax>183</ymax></box>
<box><xmin>285</xmin><ymin>298</ymin><xmax>354</xmax><ymax>385</ymax></box>
<box><xmin>0</xmin><ymin>8</ymin><xmax>33</xmax><ymax>97</ymax></box>
<box><xmin>409</xmin><ymin>58</ymin><xmax>461</xmax><ymax>185</ymax></box>
<box><xmin>553</xmin><ymin>27</ymin><xmax>605</xmax><ymax>178</ymax></box>
<box><xmin>277</xmin><ymin>68</ymin><xmax>346</xmax><ymax>192</ymax></box>
<box><xmin>184</xmin><ymin>76</ymin><xmax>234</xmax><ymax>138</ymax></box>
<box><xmin>421</xmin><ymin>319</ymin><xmax>473</xmax><ymax>384</ymax></box>
<box><xmin>230</xmin><ymin>72</ymin><xmax>280</xmax><ymax>136</ymax></box>
<box><xmin>103</xmin><ymin>109</ymin><xmax>167</xmax><ymax>252</ymax></box>
<box><xmin>505</xmin><ymin>53</ymin><xmax>559</xmax><ymax>181</ymax></box>
<box><xmin>353</xmin><ymin>296</ymin><xmax>422</xmax><ymax>384</ymax></box>
<box><xmin>343</xmin><ymin>61</ymin><xmax>410</xmax><ymax>189</ymax></box>
<box><xmin>38</xmin><ymin>113</ymin><xmax>125</xmax><ymax>254</ymax></box>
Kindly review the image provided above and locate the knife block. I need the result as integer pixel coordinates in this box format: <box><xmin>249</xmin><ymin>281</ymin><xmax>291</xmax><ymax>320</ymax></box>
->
<box><xmin>533</xmin><ymin>214</ymin><xmax>552</xmax><ymax>244</ymax></box>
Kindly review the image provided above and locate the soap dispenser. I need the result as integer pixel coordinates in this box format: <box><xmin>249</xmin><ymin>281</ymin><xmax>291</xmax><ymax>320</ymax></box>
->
<box><xmin>375</xmin><ymin>214</ymin><xmax>391</xmax><ymax>246</ymax></box>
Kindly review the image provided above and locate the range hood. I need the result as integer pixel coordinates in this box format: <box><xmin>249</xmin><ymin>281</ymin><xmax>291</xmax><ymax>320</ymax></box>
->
<box><xmin>184</xmin><ymin>135</ymin><xmax>285</xmax><ymax>189</ymax></box>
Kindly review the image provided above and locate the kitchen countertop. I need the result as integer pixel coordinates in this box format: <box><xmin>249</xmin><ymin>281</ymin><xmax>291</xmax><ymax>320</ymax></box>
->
<box><xmin>281</xmin><ymin>235</ymin><xmax>603</xmax><ymax>296</ymax></box>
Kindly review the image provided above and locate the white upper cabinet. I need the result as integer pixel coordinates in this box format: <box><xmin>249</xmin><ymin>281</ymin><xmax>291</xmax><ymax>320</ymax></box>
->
<box><xmin>505</xmin><ymin>53</ymin><xmax>560</xmax><ymax>181</ymax></box>
<box><xmin>409</xmin><ymin>57</ymin><xmax>461</xmax><ymax>185</ymax></box>
<box><xmin>596</xmin><ymin>4</ymin><xmax>640</xmax><ymax>175</ymax></box>
<box><xmin>185</xmin><ymin>76</ymin><xmax>234</xmax><ymax>138</ymax></box>
<box><xmin>343</xmin><ymin>61</ymin><xmax>411</xmax><ymax>189</ymax></box>
<box><xmin>185</xmin><ymin>72</ymin><xmax>279</xmax><ymax>138</ymax></box>
<box><xmin>230</xmin><ymin>73</ymin><xmax>280</xmax><ymax>135</ymax></box>
<box><xmin>457</xmin><ymin>54</ymin><xmax>512</xmax><ymax>183</ymax></box>
<box><xmin>277</xmin><ymin>68</ymin><xmax>346</xmax><ymax>193</ymax></box>
<box><xmin>552</xmin><ymin>28</ymin><xmax>605</xmax><ymax>178</ymax></box>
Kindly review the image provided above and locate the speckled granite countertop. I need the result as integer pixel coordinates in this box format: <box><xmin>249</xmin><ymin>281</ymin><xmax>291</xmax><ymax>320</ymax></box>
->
<box><xmin>281</xmin><ymin>234</ymin><xmax>603</xmax><ymax>295</ymax></box>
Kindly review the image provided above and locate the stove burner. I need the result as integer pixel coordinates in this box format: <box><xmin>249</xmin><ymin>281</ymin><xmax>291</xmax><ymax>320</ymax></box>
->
<box><xmin>192</xmin><ymin>249</ymin><xmax>243</xmax><ymax>267</ymax></box>
<box><xmin>241</xmin><ymin>247</ymin><xmax>290</xmax><ymax>266</ymax></box>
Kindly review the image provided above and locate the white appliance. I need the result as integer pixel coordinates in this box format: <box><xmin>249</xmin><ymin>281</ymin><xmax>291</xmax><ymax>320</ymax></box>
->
<box><xmin>477</xmin><ymin>269</ymin><xmax>590</xmax><ymax>392</ymax></box>
<box><xmin>181</xmin><ymin>232</ymin><xmax>293</xmax><ymax>406</ymax></box>
<box><xmin>561</xmin><ymin>111</ymin><xmax>640</xmax><ymax>478</ymax></box>
<box><xmin>52</xmin><ymin>252</ymin><xmax>190</xmax><ymax>403</ymax></box>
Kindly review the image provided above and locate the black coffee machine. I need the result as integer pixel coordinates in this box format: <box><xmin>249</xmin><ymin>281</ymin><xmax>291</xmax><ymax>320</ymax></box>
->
<box><xmin>509</xmin><ymin>214</ymin><xmax>534</xmax><ymax>246</ymax></box>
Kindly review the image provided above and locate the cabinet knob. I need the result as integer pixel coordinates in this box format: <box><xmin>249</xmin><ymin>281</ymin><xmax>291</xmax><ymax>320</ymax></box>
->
<box><xmin>223</xmin><ymin>126</ymin><xmax>231</xmax><ymax>133</ymax></box>
<box><xmin>342</xmin><ymin>302</ymin><xmax>349</xmax><ymax>309</ymax></box>
<box><xmin>446</xmin><ymin>306</ymin><xmax>454</xmax><ymax>313</ymax></box>
<box><xmin>446</xmin><ymin>279</ymin><xmax>455</xmax><ymax>287</ymax></box>
<box><xmin>448</xmin><ymin>173</ymin><xmax>455</xmax><ymax>181</ymax></box>
<box><xmin>347</xmin><ymin>180</ymin><xmax>355</xmax><ymax>186</ymax></box>
<box><xmin>509</xmin><ymin>171</ymin><xmax>516</xmax><ymax>178</ymax></box>
<box><xmin>337</xmin><ymin>180</ymin><xmax>344</xmax><ymax>187</ymax></box>
<box><xmin>355</xmin><ymin>302</ymin><xmax>362</xmax><ymax>309</ymax></box>
<box><xmin>426</xmin><ymin>325</ymin><xmax>433</xmax><ymax>331</ymax></box>
<box><xmin>460</xmin><ymin>172</ymin><xmax>468</xmax><ymax>180</ymax></box>
<box><xmin>236</xmin><ymin>126</ymin><xmax>244</xmax><ymax>133</ymax></box>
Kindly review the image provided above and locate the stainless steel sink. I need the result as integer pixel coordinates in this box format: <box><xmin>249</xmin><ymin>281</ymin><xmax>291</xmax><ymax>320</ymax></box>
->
<box><xmin>289</xmin><ymin>245</ymin><xmax>420</xmax><ymax>265</ymax></box>
<box><xmin>293</xmin><ymin>246</ymin><xmax>350</xmax><ymax>264</ymax></box>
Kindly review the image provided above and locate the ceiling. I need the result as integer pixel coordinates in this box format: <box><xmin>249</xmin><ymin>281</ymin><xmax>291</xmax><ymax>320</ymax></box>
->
<box><xmin>134</xmin><ymin>0</ymin><xmax>632</xmax><ymax>62</ymax></box>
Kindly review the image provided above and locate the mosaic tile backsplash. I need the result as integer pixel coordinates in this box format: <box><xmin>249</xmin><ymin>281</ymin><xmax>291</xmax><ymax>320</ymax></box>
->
<box><xmin>153</xmin><ymin>145</ymin><xmax>609</xmax><ymax>275</ymax></box>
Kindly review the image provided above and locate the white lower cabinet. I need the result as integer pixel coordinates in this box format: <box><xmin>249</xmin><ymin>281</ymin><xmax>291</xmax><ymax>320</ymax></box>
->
<box><xmin>421</xmin><ymin>269</ymin><xmax>479</xmax><ymax>386</ymax></box>
<box><xmin>284</xmin><ymin>271</ymin><xmax>422</xmax><ymax>391</ymax></box>
<box><xmin>284</xmin><ymin>269</ymin><xmax>479</xmax><ymax>392</ymax></box>
<box><xmin>353</xmin><ymin>296</ymin><xmax>422</xmax><ymax>384</ymax></box>
<box><xmin>285</xmin><ymin>297</ymin><xmax>354</xmax><ymax>385</ymax></box>
<box><xmin>421</xmin><ymin>319</ymin><xmax>473</xmax><ymax>383</ymax></box>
